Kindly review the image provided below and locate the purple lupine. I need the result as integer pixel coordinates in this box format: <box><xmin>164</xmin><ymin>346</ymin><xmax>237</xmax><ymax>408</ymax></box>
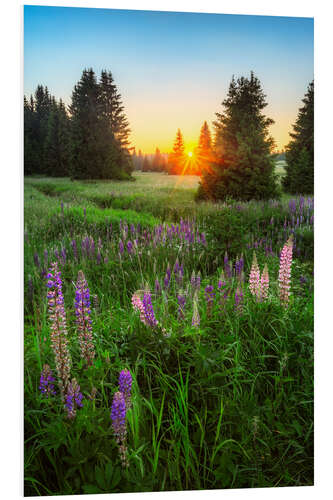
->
<box><xmin>75</xmin><ymin>270</ymin><xmax>95</xmax><ymax>367</ymax></box>
<box><xmin>224</xmin><ymin>252</ymin><xmax>232</xmax><ymax>279</ymax></box>
<box><xmin>119</xmin><ymin>369</ymin><xmax>132</xmax><ymax>410</ymax></box>
<box><xmin>200</xmin><ymin>233</ymin><xmax>207</xmax><ymax>246</ymax></box>
<box><xmin>96</xmin><ymin>251</ymin><xmax>101</xmax><ymax>264</ymax></box>
<box><xmin>234</xmin><ymin>287</ymin><xmax>243</xmax><ymax>313</ymax></box>
<box><xmin>71</xmin><ymin>239</ymin><xmax>78</xmax><ymax>260</ymax></box>
<box><xmin>119</xmin><ymin>240</ymin><xmax>124</xmax><ymax>255</ymax></box>
<box><xmin>190</xmin><ymin>270</ymin><xmax>196</xmax><ymax>289</ymax></box>
<box><xmin>142</xmin><ymin>291</ymin><xmax>158</xmax><ymax>328</ymax></box>
<box><xmin>155</xmin><ymin>278</ymin><xmax>161</xmax><ymax>294</ymax></box>
<box><xmin>89</xmin><ymin>237</ymin><xmax>95</xmax><ymax>258</ymax></box>
<box><xmin>218</xmin><ymin>271</ymin><xmax>226</xmax><ymax>290</ymax></box>
<box><xmin>39</xmin><ymin>364</ymin><xmax>56</xmax><ymax>397</ymax></box>
<box><xmin>61</xmin><ymin>247</ymin><xmax>66</xmax><ymax>265</ymax></box>
<box><xmin>34</xmin><ymin>252</ymin><xmax>40</xmax><ymax>268</ymax></box>
<box><xmin>130</xmin><ymin>223</ymin><xmax>135</xmax><ymax>235</ymax></box>
<box><xmin>177</xmin><ymin>292</ymin><xmax>186</xmax><ymax>320</ymax></box>
<box><xmin>111</xmin><ymin>391</ymin><xmax>128</xmax><ymax>467</ymax></box>
<box><xmin>205</xmin><ymin>285</ymin><xmax>215</xmax><ymax>316</ymax></box>
<box><xmin>27</xmin><ymin>275</ymin><xmax>33</xmax><ymax>304</ymax></box>
<box><xmin>164</xmin><ymin>273</ymin><xmax>170</xmax><ymax>289</ymax></box>
<box><xmin>127</xmin><ymin>240</ymin><xmax>133</xmax><ymax>254</ymax></box>
<box><xmin>46</xmin><ymin>262</ymin><xmax>72</xmax><ymax>398</ymax></box>
<box><xmin>166</xmin><ymin>263</ymin><xmax>171</xmax><ymax>280</ymax></box>
<box><xmin>235</xmin><ymin>255</ymin><xmax>244</xmax><ymax>278</ymax></box>
<box><xmin>65</xmin><ymin>378</ymin><xmax>83</xmax><ymax>420</ymax></box>
<box><xmin>176</xmin><ymin>268</ymin><xmax>183</xmax><ymax>286</ymax></box>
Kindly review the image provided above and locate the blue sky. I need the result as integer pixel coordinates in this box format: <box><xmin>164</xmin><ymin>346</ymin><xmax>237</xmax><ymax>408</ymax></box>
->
<box><xmin>24</xmin><ymin>5</ymin><xmax>314</xmax><ymax>153</ymax></box>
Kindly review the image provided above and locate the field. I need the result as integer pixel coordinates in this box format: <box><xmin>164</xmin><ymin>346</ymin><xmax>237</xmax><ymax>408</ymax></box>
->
<box><xmin>24</xmin><ymin>172</ymin><xmax>313</xmax><ymax>496</ymax></box>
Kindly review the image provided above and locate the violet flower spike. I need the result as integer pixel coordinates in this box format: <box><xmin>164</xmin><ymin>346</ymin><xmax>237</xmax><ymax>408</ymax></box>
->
<box><xmin>39</xmin><ymin>364</ymin><xmax>56</xmax><ymax>398</ymax></box>
<box><xmin>119</xmin><ymin>369</ymin><xmax>132</xmax><ymax>411</ymax></box>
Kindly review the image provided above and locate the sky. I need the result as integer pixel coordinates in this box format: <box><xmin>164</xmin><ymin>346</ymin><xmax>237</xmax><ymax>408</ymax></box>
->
<box><xmin>24</xmin><ymin>5</ymin><xmax>314</xmax><ymax>154</ymax></box>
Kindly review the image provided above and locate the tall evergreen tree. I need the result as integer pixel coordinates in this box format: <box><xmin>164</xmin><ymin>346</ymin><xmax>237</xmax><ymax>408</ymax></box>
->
<box><xmin>195</xmin><ymin>121</ymin><xmax>212</xmax><ymax>174</ymax></box>
<box><xmin>198</xmin><ymin>72</ymin><xmax>278</xmax><ymax>201</ymax></box>
<box><xmin>24</xmin><ymin>96</ymin><xmax>38</xmax><ymax>175</ymax></box>
<box><xmin>283</xmin><ymin>81</ymin><xmax>314</xmax><ymax>194</ymax></box>
<box><xmin>44</xmin><ymin>98</ymin><xmax>71</xmax><ymax>177</ymax></box>
<box><xmin>167</xmin><ymin>129</ymin><xmax>186</xmax><ymax>174</ymax></box>
<box><xmin>99</xmin><ymin>70</ymin><xmax>131</xmax><ymax>149</ymax></box>
<box><xmin>152</xmin><ymin>147</ymin><xmax>166</xmax><ymax>172</ymax></box>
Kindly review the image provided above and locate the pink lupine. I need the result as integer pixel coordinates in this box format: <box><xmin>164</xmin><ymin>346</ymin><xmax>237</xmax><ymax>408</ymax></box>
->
<box><xmin>260</xmin><ymin>263</ymin><xmax>269</xmax><ymax>302</ymax></box>
<box><xmin>249</xmin><ymin>252</ymin><xmax>260</xmax><ymax>300</ymax></box>
<box><xmin>278</xmin><ymin>235</ymin><xmax>293</xmax><ymax>307</ymax></box>
<box><xmin>131</xmin><ymin>293</ymin><xmax>147</xmax><ymax>325</ymax></box>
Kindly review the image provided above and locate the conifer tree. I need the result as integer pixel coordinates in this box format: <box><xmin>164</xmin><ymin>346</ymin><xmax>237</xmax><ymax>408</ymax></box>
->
<box><xmin>24</xmin><ymin>96</ymin><xmax>38</xmax><ymax>175</ymax></box>
<box><xmin>44</xmin><ymin>98</ymin><xmax>71</xmax><ymax>177</ymax></box>
<box><xmin>142</xmin><ymin>155</ymin><xmax>151</xmax><ymax>172</ymax></box>
<box><xmin>168</xmin><ymin>129</ymin><xmax>186</xmax><ymax>174</ymax></box>
<box><xmin>198</xmin><ymin>72</ymin><xmax>278</xmax><ymax>201</ymax></box>
<box><xmin>283</xmin><ymin>81</ymin><xmax>314</xmax><ymax>194</ymax></box>
<box><xmin>196</xmin><ymin>121</ymin><xmax>212</xmax><ymax>174</ymax></box>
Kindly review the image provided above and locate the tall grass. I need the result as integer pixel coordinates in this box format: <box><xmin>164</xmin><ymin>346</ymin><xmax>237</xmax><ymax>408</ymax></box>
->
<box><xmin>24</xmin><ymin>174</ymin><xmax>313</xmax><ymax>495</ymax></box>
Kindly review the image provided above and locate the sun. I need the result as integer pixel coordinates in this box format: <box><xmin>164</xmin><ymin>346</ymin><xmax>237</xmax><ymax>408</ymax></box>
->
<box><xmin>187</xmin><ymin>151</ymin><xmax>193</xmax><ymax>157</ymax></box>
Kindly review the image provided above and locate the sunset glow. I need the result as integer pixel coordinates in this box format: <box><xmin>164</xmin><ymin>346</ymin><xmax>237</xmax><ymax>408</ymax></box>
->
<box><xmin>24</xmin><ymin>6</ymin><xmax>313</xmax><ymax>154</ymax></box>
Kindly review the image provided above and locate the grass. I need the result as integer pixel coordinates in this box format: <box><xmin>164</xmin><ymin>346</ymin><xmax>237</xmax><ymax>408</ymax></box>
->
<box><xmin>24</xmin><ymin>173</ymin><xmax>313</xmax><ymax>496</ymax></box>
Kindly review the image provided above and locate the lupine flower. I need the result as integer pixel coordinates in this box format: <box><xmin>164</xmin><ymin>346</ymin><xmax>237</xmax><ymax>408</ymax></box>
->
<box><xmin>278</xmin><ymin>235</ymin><xmax>293</xmax><ymax>307</ymax></box>
<box><xmin>218</xmin><ymin>271</ymin><xmax>226</xmax><ymax>290</ymax></box>
<box><xmin>65</xmin><ymin>378</ymin><xmax>83</xmax><ymax>420</ymax></box>
<box><xmin>190</xmin><ymin>270</ymin><xmax>196</xmax><ymax>289</ymax></box>
<box><xmin>131</xmin><ymin>293</ymin><xmax>148</xmax><ymax>326</ymax></box>
<box><xmin>34</xmin><ymin>252</ymin><xmax>40</xmax><ymax>268</ymax></box>
<box><xmin>235</xmin><ymin>255</ymin><xmax>244</xmax><ymax>279</ymax></box>
<box><xmin>154</xmin><ymin>278</ymin><xmax>161</xmax><ymax>294</ymax></box>
<box><xmin>27</xmin><ymin>275</ymin><xmax>33</xmax><ymax>304</ymax></box>
<box><xmin>177</xmin><ymin>292</ymin><xmax>186</xmax><ymax>320</ymax></box>
<box><xmin>260</xmin><ymin>264</ymin><xmax>269</xmax><ymax>301</ymax></box>
<box><xmin>71</xmin><ymin>239</ymin><xmax>78</xmax><ymax>260</ymax></box>
<box><xmin>111</xmin><ymin>391</ymin><xmax>128</xmax><ymax>467</ymax></box>
<box><xmin>143</xmin><ymin>291</ymin><xmax>158</xmax><ymax>327</ymax></box>
<box><xmin>164</xmin><ymin>273</ymin><xmax>170</xmax><ymax>289</ymax></box>
<box><xmin>39</xmin><ymin>364</ymin><xmax>56</xmax><ymax>397</ymax></box>
<box><xmin>96</xmin><ymin>251</ymin><xmax>101</xmax><ymax>264</ymax></box>
<box><xmin>127</xmin><ymin>240</ymin><xmax>133</xmax><ymax>254</ymax></box>
<box><xmin>205</xmin><ymin>285</ymin><xmax>215</xmax><ymax>316</ymax></box>
<box><xmin>46</xmin><ymin>262</ymin><xmax>72</xmax><ymax>398</ymax></box>
<box><xmin>75</xmin><ymin>270</ymin><xmax>95</xmax><ymax>367</ymax></box>
<box><xmin>249</xmin><ymin>252</ymin><xmax>260</xmax><ymax>300</ymax></box>
<box><xmin>224</xmin><ymin>252</ymin><xmax>232</xmax><ymax>279</ymax></box>
<box><xmin>119</xmin><ymin>240</ymin><xmax>124</xmax><ymax>254</ymax></box>
<box><xmin>234</xmin><ymin>286</ymin><xmax>243</xmax><ymax>314</ymax></box>
<box><xmin>119</xmin><ymin>369</ymin><xmax>132</xmax><ymax>410</ymax></box>
<box><xmin>192</xmin><ymin>297</ymin><xmax>200</xmax><ymax>327</ymax></box>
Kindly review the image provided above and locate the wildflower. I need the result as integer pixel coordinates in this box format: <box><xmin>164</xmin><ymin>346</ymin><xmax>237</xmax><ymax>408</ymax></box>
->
<box><xmin>34</xmin><ymin>252</ymin><xmax>40</xmax><ymax>268</ymax></box>
<box><xmin>192</xmin><ymin>298</ymin><xmax>200</xmax><ymax>328</ymax></box>
<box><xmin>71</xmin><ymin>239</ymin><xmax>78</xmax><ymax>260</ymax></box>
<box><xmin>143</xmin><ymin>291</ymin><xmax>158</xmax><ymax>327</ymax></box>
<box><xmin>119</xmin><ymin>240</ymin><xmax>124</xmax><ymax>254</ymax></box>
<box><xmin>119</xmin><ymin>369</ymin><xmax>132</xmax><ymax>410</ymax></box>
<box><xmin>111</xmin><ymin>391</ymin><xmax>128</xmax><ymax>468</ymax></box>
<box><xmin>154</xmin><ymin>278</ymin><xmax>161</xmax><ymax>294</ymax></box>
<box><xmin>260</xmin><ymin>264</ymin><xmax>269</xmax><ymax>301</ymax></box>
<box><xmin>234</xmin><ymin>286</ymin><xmax>243</xmax><ymax>314</ymax></box>
<box><xmin>218</xmin><ymin>271</ymin><xmax>226</xmax><ymax>290</ymax></box>
<box><xmin>224</xmin><ymin>252</ymin><xmax>231</xmax><ymax>279</ymax></box>
<box><xmin>177</xmin><ymin>292</ymin><xmax>186</xmax><ymax>320</ymax></box>
<box><xmin>127</xmin><ymin>240</ymin><xmax>133</xmax><ymax>254</ymax></box>
<box><xmin>96</xmin><ymin>250</ymin><xmax>101</xmax><ymax>264</ymax></box>
<box><xmin>131</xmin><ymin>293</ymin><xmax>148</xmax><ymax>326</ymax></box>
<box><xmin>65</xmin><ymin>378</ymin><xmax>83</xmax><ymax>420</ymax></box>
<box><xmin>278</xmin><ymin>235</ymin><xmax>293</xmax><ymax>307</ymax></box>
<box><xmin>39</xmin><ymin>364</ymin><xmax>56</xmax><ymax>397</ymax></box>
<box><xmin>190</xmin><ymin>270</ymin><xmax>196</xmax><ymax>288</ymax></box>
<box><xmin>205</xmin><ymin>285</ymin><xmax>215</xmax><ymax>316</ymax></box>
<box><xmin>249</xmin><ymin>252</ymin><xmax>260</xmax><ymax>300</ymax></box>
<box><xmin>164</xmin><ymin>273</ymin><xmax>170</xmax><ymax>289</ymax></box>
<box><xmin>75</xmin><ymin>270</ymin><xmax>95</xmax><ymax>367</ymax></box>
<box><xmin>46</xmin><ymin>262</ymin><xmax>72</xmax><ymax>398</ymax></box>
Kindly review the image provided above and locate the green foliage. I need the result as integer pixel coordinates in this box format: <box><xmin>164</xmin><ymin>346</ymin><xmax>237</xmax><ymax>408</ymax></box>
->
<box><xmin>283</xmin><ymin>81</ymin><xmax>314</xmax><ymax>194</ymax></box>
<box><xmin>24</xmin><ymin>175</ymin><xmax>313</xmax><ymax>494</ymax></box>
<box><xmin>168</xmin><ymin>129</ymin><xmax>186</xmax><ymax>175</ymax></box>
<box><xmin>198</xmin><ymin>72</ymin><xmax>278</xmax><ymax>201</ymax></box>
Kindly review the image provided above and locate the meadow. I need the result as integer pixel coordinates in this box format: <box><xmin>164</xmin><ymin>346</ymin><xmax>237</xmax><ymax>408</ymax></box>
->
<box><xmin>24</xmin><ymin>172</ymin><xmax>314</xmax><ymax>496</ymax></box>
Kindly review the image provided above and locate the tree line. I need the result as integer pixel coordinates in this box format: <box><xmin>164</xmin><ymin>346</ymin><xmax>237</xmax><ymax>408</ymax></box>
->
<box><xmin>24</xmin><ymin>68</ymin><xmax>133</xmax><ymax>180</ymax></box>
<box><xmin>24</xmin><ymin>69</ymin><xmax>313</xmax><ymax>198</ymax></box>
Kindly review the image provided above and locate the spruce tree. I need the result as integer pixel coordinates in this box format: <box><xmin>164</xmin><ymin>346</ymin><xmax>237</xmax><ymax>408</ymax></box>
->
<box><xmin>196</xmin><ymin>121</ymin><xmax>212</xmax><ymax>174</ymax></box>
<box><xmin>167</xmin><ymin>129</ymin><xmax>186</xmax><ymax>174</ymax></box>
<box><xmin>198</xmin><ymin>72</ymin><xmax>278</xmax><ymax>201</ymax></box>
<box><xmin>24</xmin><ymin>96</ymin><xmax>38</xmax><ymax>175</ymax></box>
<box><xmin>142</xmin><ymin>155</ymin><xmax>151</xmax><ymax>172</ymax></box>
<box><xmin>283</xmin><ymin>81</ymin><xmax>314</xmax><ymax>194</ymax></box>
<box><xmin>44</xmin><ymin>98</ymin><xmax>71</xmax><ymax>177</ymax></box>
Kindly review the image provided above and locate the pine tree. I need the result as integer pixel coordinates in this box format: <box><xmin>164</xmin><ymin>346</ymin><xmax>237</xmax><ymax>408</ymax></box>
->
<box><xmin>99</xmin><ymin>70</ymin><xmax>131</xmax><ymax>149</ymax></box>
<box><xmin>198</xmin><ymin>72</ymin><xmax>278</xmax><ymax>201</ymax></box>
<box><xmin>167</xmin><ymin>129</ymin><xmax>186</xmax><ymax>175</ymax></box>
<box><xmin>196</xmin><ymin>121</ymin><xmax>212</xmax><ymax>174</ymax></box>
<box><xmin>44</xmin><ymin>98</ymin><xmax>71</xmax><ymax>177</ymax></box>
<box><xmin>152</xmin><ymin>147</ymin><xmax>166</xmax><ymax>172</ymax></box>
<box><xmin>283</xmin><ymin>81</ymin><xmax>314</xmax><ymax>194</ymax></box>
<box><xmin>24</xmin><ymin>96</ymin><xmax>38</xmax><ymax>175</ymax></box>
